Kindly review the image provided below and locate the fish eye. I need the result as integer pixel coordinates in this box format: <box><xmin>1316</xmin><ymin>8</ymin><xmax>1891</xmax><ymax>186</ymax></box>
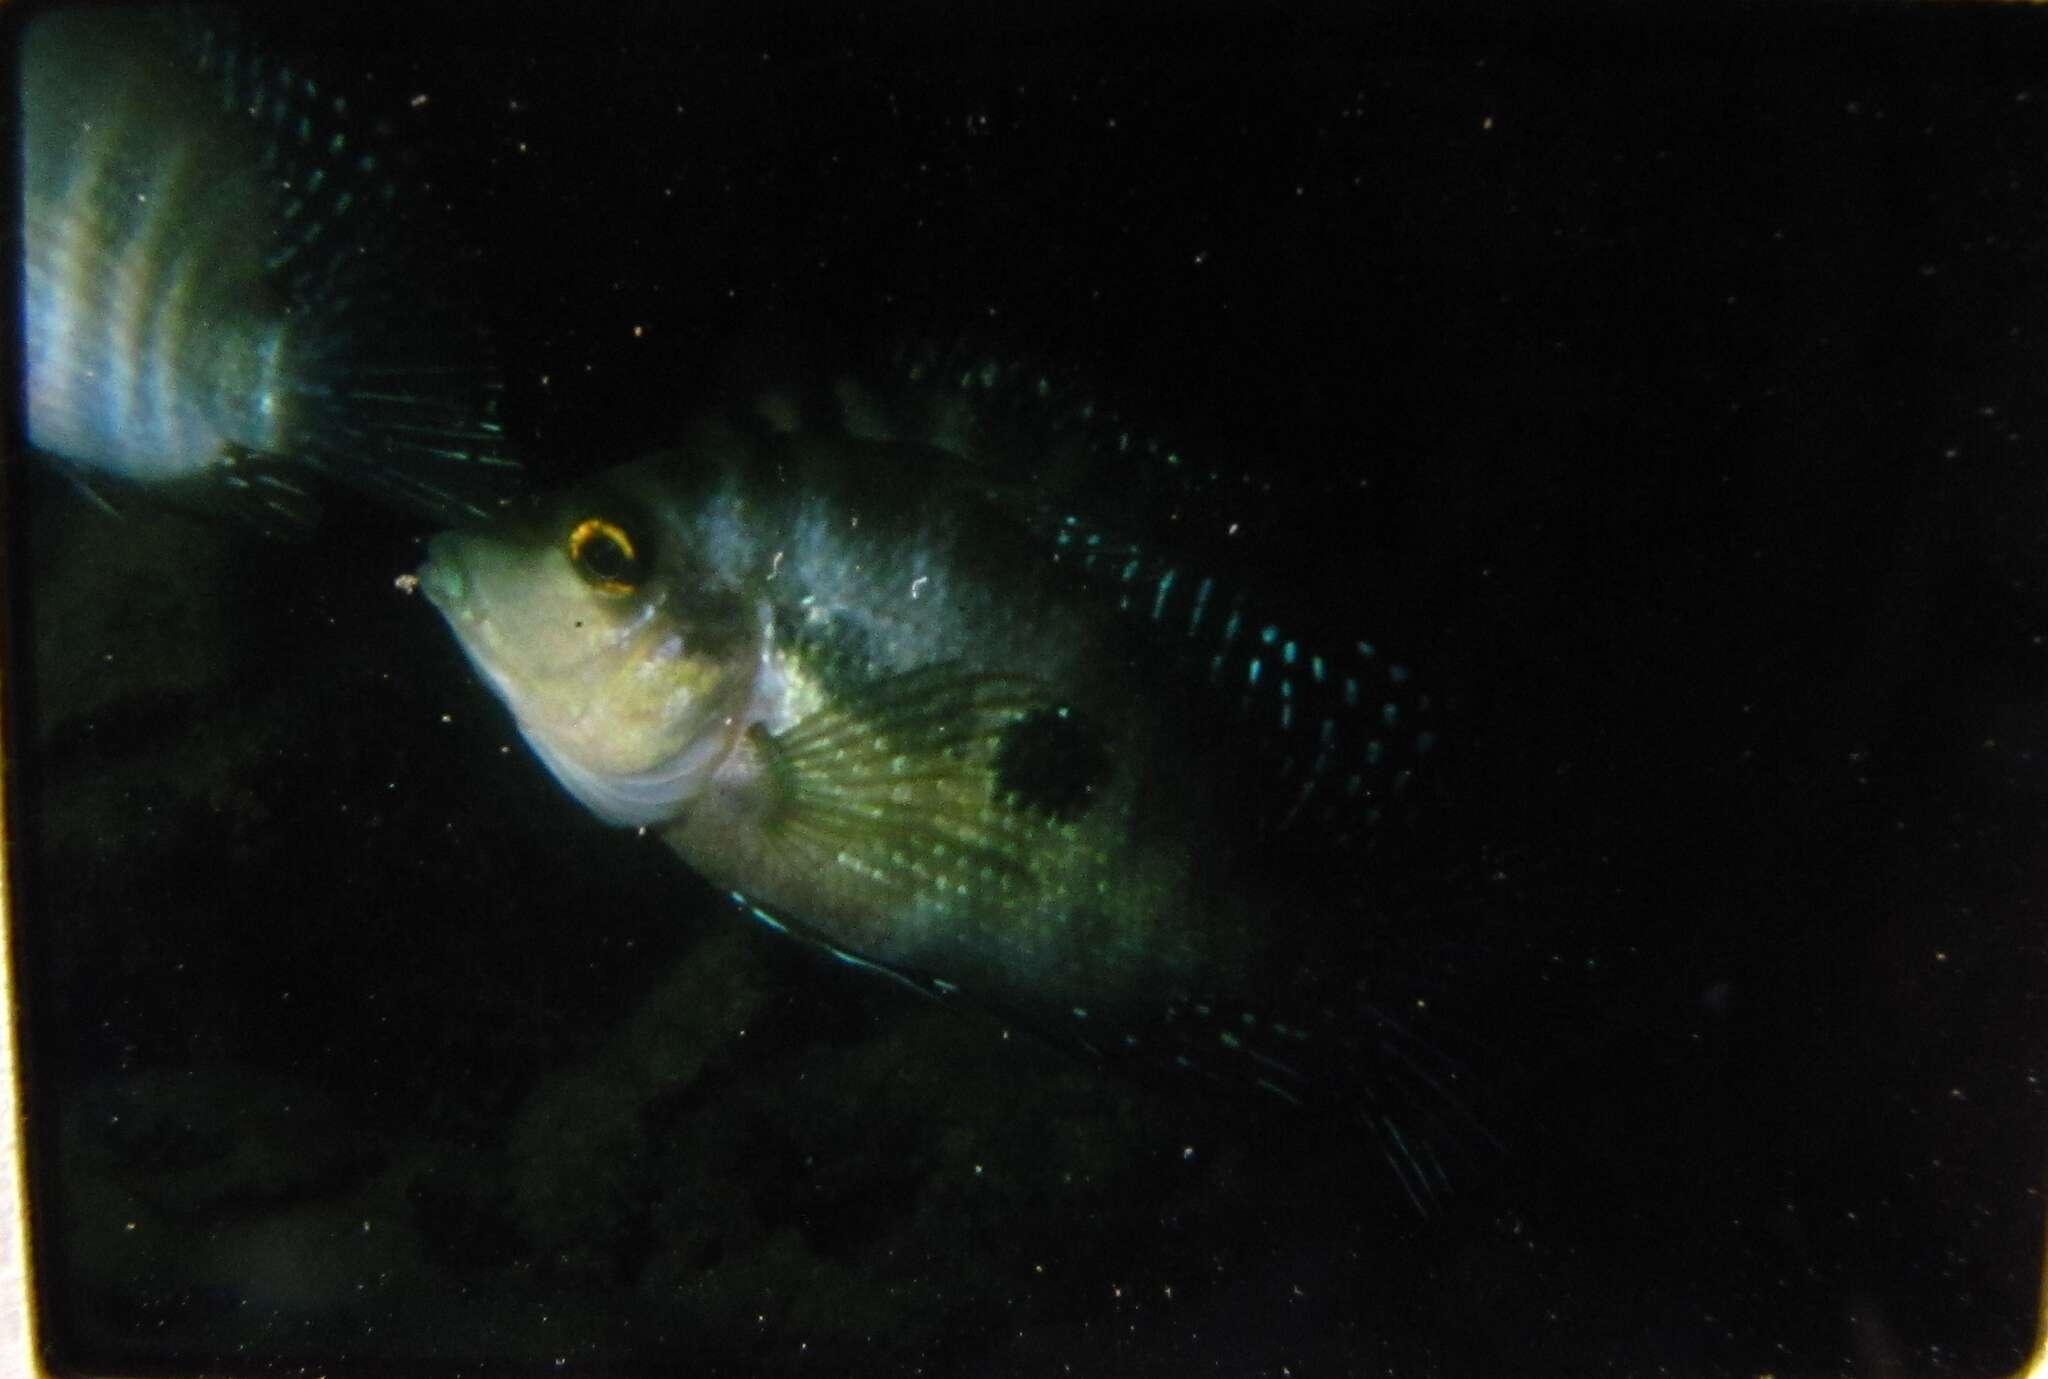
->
<box><xmin>567</xmin><ymin>516</ymin><xmax>643</xmax><ymax>594</ymax></box>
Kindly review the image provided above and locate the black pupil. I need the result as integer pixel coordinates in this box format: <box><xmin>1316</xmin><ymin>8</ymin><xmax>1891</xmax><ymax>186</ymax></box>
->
<box><xmin>582</xmin><ymin>530</ymin><xmax>634</xmax><ymax>583</ymax></box>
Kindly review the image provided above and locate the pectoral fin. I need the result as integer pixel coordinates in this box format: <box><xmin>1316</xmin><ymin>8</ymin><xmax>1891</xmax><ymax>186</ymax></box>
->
<box><xmin>749</xmin><ymin>666</ymin><xmax>1079</xmax><ymax>904</ymax></box>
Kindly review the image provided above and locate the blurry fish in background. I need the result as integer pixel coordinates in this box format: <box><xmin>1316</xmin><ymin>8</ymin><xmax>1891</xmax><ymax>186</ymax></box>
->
<box><xmin>19</xmin><ymin>3</ymin><xmax>520</xmax><ymax>532</ymax></box>
<box><xmin>417</xmin><ymin>342</ymin><xmax>1504</xmax><ymax>1211</ymax></box>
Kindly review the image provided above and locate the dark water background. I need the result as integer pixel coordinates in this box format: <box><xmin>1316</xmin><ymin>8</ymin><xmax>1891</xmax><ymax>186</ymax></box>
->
<box><xmin>10</xmin><ymin>1</ymin><xmax>2048</xmax><ymax>1374</ymax></box>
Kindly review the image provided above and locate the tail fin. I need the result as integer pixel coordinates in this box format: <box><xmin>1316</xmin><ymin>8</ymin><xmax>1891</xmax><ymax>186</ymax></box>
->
<box><xmin>191</xmin><ymin>9</ymin><xmax>523</xmax><ymax>525</ymax></box>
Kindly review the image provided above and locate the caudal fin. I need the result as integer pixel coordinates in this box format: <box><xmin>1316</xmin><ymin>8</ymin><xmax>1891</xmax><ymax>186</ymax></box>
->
<box><xmin>196</xmin><ymin>9</ymin><xmax>524</xmax><ymax>525</ymax></box>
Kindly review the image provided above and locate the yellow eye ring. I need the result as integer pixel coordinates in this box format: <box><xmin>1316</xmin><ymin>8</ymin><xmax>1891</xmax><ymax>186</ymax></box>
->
<box><xmin>567</xmin><ymin>517</ymin><xmax>640</xmax><ymax>594</ymax></box>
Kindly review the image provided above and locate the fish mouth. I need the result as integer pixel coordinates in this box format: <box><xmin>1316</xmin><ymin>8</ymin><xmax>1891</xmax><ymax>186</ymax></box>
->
<box><xmin>416</xmin><ymin>536</ymin><xmax>470</xmax><ymax>615</ymax></box>
<box><xmin>416</xmin><ymin>539</ymin><xmax>508</xmax><ymax>668</ymax></box>
<box><xmin>413</xmin><ymin>539</ymin><xmax>529</xmax><ymax>719</ymax></box>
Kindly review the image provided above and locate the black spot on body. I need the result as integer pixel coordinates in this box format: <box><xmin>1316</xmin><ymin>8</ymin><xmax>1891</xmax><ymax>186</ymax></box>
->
<box><xmin>993</xmin><ymin>705</ymin><xmax>1110</xmax><ymax>821</ymax></box>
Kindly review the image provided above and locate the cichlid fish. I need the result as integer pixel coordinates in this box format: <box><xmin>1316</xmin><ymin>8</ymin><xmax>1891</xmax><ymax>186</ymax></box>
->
<box><xmin>20</xmin><ymin>5</ymin><xmax>517</xmax><ymax>529</ymax></box>
<box><xmin>418</xmin><ymin>349</ymin><xmax>1471</xmax><ymax>1206</ymax></box>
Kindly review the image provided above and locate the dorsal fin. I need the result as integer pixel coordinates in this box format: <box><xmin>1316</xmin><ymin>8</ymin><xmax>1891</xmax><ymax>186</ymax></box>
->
<box><xmin>752</xmin><ymin>335</ymin><xmax>1440</xmax><ymax>846</ymax></box>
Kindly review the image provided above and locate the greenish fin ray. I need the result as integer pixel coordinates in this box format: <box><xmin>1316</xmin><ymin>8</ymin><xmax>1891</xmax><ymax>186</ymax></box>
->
<box><xmin>752</xmin><ymin>668</ymin><xmax>1074</xmax><ymax>905</ymax></box>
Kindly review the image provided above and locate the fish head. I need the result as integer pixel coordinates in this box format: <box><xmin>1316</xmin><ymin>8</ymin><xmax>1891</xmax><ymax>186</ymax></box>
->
<box><xmin>419</xmin><ymin>475</ymin><xmax>763</xmax><ymax>828</ymax></box>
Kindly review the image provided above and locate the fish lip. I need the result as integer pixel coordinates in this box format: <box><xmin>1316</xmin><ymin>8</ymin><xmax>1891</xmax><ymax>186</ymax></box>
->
<box><xmin>413</xmin><ymin>545</ymin><xmax>535</xmax><ymax>725</ymax></box>
<box><xmin>416</xmin><ymin>536</ymin><xmax>470</xmax><ymax>615</ymax></box>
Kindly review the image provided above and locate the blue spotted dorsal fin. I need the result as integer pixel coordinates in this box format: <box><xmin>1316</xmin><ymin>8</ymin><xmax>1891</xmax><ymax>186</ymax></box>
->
<box><xmin>1030</xmin><ymin>512</ymin><xmax>1435</xmax><ymax>840</ymax></box>
<box><xmin>806</xmin><ymin>337</ymin><xmax>1438</xmax><ymax>842</ymax></box>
